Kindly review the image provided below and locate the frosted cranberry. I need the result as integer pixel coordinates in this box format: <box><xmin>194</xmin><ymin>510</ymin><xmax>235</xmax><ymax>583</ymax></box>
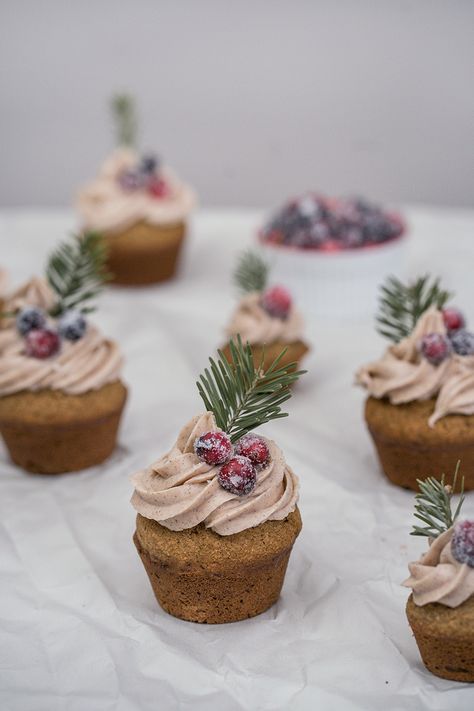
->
<box><xmin>218</xmin><ymin>456</ymin><xmax>256</xmax><ymax>496</ymax></box>
<box><xmin>442</xmin><ymin>307</ymin><xmax>465</xmax><ymax>332</ymax></box>
<box><xmin>450</xmin><ymin>329</ymin><xmax>474</xmax><ymax>356</ymax></box>
<box><xmin>194</xmin><ymin>431</ymin><xmax>233</xmax><ymax>466</ymax></box>
<box><xmin>261</xmin><ymin>285</ymin><xmax>292</xmax><ymax>320</ymax></box>
<box><xmin>148</xmin><ymin>177</ymin><xmax>169</xmax><ymax>199</ymax></box>
<box><xmin>451</xmin><ymin>520</ymin><xmax>474</xmax><ymax>567</ymax></box>
<box><xmin>420</xmin><ymin>333</ymin><xmax>451</xmax><ymax>365</ymax></box>
<box><xmin>16</xmin><ymin>306</ymin><xmax>46</xmax><ymax>335</ymax></box>
<box><xmin>235</xmin><ymin>433</ymin><xmax>270</xmax><ymax>468</ymax></box>
<box><xmin>24</xmin><ymin>328</ymin><xmax>60</xmax><ymax>359</ymax></box>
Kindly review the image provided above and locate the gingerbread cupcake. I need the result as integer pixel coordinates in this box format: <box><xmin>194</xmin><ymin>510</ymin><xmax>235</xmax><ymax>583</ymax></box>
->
<box><xmin>222</xmin><ymin>251</ymin><xmax>309</xmax><ymax>372</ymax></box>
<box><xmin>356</xmin><ymin>275</ymin><xmax>474</xmax><ymax>490</ymax></box>
<box><xmin>131</xmin><ymin>338</ymin><xmax>305</xmax><ymax>623</ymax></box>
<box><xmin>0</xmin><ymin>233</ymin><xmax>127</xmax><ymax>474</ymax></box>
<box><xmin>403</xmin><ymin>470</ymin><xmax>474</xmax><ymax>682</ymax></box>
<box><xmin>77</xmin><ymin>94</ymin><xmax>196</xmax><ymax>286</ymax></box>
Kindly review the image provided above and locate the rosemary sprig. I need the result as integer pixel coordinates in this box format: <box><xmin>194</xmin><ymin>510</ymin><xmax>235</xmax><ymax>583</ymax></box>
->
<box><xmin>376</xmin><ymin>275</ymin><xmax>452</xmax><ymax>343</ymax></box>
<box><xmin>411</xmin><ymin>462</ymin><xmax>465</xmax><ymax>538</ymax></box>
<box><xmin>111</xmin><ymin>93</ymin><xmax>137</xmax><ymax>148</ymax></box>
<box><xmin>197</xmin><ymin>336</ymin><xmax>305</xmax><ymax>442</ymax></box>
<box><xmin>46</xmin><ymin>232</ymin><xmax>109</xmax><ymax>316</ymax></box>
<box><xmin>234</xmin><ymin>250</ymin><xmax>269</xmax><ymax>294</ymax></box>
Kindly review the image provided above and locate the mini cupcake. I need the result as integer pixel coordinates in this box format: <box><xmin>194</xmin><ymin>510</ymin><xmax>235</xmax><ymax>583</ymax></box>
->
<box><xmin>403</xmin><ymin>470</ymin><xmax>474</xmax><ymax>682</ymax></box>
<box><xmin>77</xmin><ymin>94</ymin><xmax>196</xmax><ymax>286</ymax></box>
<box><xmin>0</xmin><ymin>233</ymin><xmax>127</xmax><ymax>474</ymax></box>
<box><xmin>131</xmin><ymin>338</ymin><xmax>304</xmax><ymax>623</ymax></box>
<box><xmin>222</xmin><ymin>251</ymin><xmax>309</xmax><ymax>372</ymax></box>
<box><xmin>356</xmin><ymin>275</ymin><xmax>474</xmax><ymax>490</ymax></box>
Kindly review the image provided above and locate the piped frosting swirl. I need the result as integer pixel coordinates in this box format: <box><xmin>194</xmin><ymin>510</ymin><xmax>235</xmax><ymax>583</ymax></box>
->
<box><xmin>226</xmin><ymin>292</ymin><xmax>304</xmax><ymax>345</ymax></box>
<box><xmin>131</xmin><ymin>412</ymin><xmax>299</xmax><ymax>536</ymax></box>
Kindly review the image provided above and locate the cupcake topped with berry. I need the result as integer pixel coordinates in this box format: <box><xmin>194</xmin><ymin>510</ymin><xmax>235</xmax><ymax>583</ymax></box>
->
<box><xmin>403</xmin><ymin>468</ymin><xmax>474</xmax><ymax>682</ymax></box>
<box><xmin>357</xmin><ymin>275</ymin><xmax>474</xmax><ymax>426</ymax></box>
<box><xmin>261</xmin><ymin>194</ymin><xmax>404</xmax><ymax>251</ymax></box>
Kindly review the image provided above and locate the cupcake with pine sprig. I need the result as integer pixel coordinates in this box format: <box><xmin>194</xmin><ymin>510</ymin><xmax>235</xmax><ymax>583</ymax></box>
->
<box><xmin>221</xmin><ymin>250</ymin><xmax>309</xmax><ymax>372</ymax></box>
<box><xmin>356</xmin><ymin>275</ymin><xmax>474</xmax><ymax>490</ymax></box>
<box><xmin>0</xmin><ymin>233</ymin><xmax>127</xmax><ymax>474</ymax></box>
<box><xmin>131</xmin><ymin>337</ymin><xmax>305</xmax><ymax>623</ymax></box>
<box><xmin>77</xmin><ymin>94</ymin><xmax>196</xmax><ymax>286</ymax></box>
<box><xmin>403</xmin><ymin>466</ymin><xmax>474</xmax><ymax>682</ymax></box>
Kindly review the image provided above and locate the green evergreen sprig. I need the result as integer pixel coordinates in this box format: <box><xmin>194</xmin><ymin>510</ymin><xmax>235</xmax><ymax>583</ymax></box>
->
<box><xmin>234</xmin><ymin>250</ymin><xmax>269</xmax><ymax>294</ymax></box>
<box><xmin>197</xmin><ymin>336</ymin><xmax>305</xmax><ymax>442</ymax></box>
<box><xmin>46</xmin><ymin>232</ymin><xmax>109</xmax><ymax>316</ymax></box>
<box><xmin>411</xmin><ymin>462</ymin><xmax>465</xmax><ymax>538</ymax></box>
<box><xmin>376</xmin><ymin>275</ymin><xmax>452</xmax><ymax>343</ymax></box>
<box><xmin>111</xmin><ymin>93</ymin><xmax>137</xmax><ymax>148</ymax></box>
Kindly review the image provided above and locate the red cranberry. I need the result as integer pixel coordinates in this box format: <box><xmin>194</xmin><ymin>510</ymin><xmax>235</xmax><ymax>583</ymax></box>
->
<box><xmin>451</xmin><ymin>520</ymin><xmax>474</xmax><ymax>567</ymax></box>
<box><xmin>235</xmin><ymin>433</ymin><xmax>270</xmax><ymax>468</ymax></box>
<box><xmin>24</xmin><ymin>328</ymin><xmax>60</xmax><ymax>359</ymax></box>
<box><xmin>442</xmin><ymin>307</ymin><xmax>465</xmax><ymax>332</ymax></box>
<box><xmin>148</xmin><ymin>177</ymin><xmax>169</xmax><ymax>199</ymax></box>
<box><xmin>218</xmin><ymin>456</ymin><xmax>256</xmax><ymax>496</ymax></box>
<box><xmin>261</xmin><ymin>285</ymin><xmax>292</xmax><ymax>320</ymax></box>
<box><xmin>420</xmin><ymin>333</ymin><xmax>451</xmax><ymax>365</ymax></box>
<box><xmin>194</xmin><ymin>431</ymin><xmax>233</xmax><ymax>466</ymax></box>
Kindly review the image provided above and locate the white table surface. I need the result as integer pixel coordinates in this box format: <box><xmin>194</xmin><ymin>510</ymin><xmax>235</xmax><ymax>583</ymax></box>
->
<box><xmin>1</xmin><ymin>206</ymin><xmax>474</xmax><ymax>711</ymax></box>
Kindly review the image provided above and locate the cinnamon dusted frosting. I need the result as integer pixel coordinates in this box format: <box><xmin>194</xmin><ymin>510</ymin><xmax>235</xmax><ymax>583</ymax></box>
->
<box><xmin>0</xmin><ymin>278</ymin><xmax>123</xmax><ymax>396</ymax></box>
<box><xmin>77</xmin><ymin>148</ymin><xmax>196</xmax><ymax>233</ymax></box>
<box><xmin>356</xmin><ymin>307</ymin><xmax>474</xmax><ymax>425</ymax></box>
<box><xmin>226</xmin><ymin>292</ymin><xmax>305</xmax><ymax>345</ymax></box>
<box><xmin>403</xmin><ymin>528</ymin><xmax>474</xmax><ymax>608</ymax></box>
<box><xmin>131</xmin><ymin>412</ymin><xmax>299</xmax><ymax>536</ymax></box>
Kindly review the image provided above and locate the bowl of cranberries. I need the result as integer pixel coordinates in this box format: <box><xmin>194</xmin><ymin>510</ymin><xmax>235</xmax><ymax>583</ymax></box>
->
<box><xmin>259</xmin><ymin>194</ymin><xmax>407</xmax><ymax>320</ymax></box>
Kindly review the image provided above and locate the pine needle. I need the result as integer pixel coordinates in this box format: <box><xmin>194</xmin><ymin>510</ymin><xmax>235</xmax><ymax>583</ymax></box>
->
<box><xmin>234</xmin><ymin>250</ymin><xmax>269</xmax><ymax>294</ymax></box>
<box><xmin>111</xmin><ymin>93</ymin><xmax>137</xmax><ymax>148</ymax></box>
<box><xmin>411</xmin><ymin>462</ymin><xmax>465</xmax><ymax>538</ymax></box>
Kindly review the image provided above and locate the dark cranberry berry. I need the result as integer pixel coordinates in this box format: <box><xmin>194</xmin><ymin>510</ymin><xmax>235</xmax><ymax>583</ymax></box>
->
<box><xmin>218</xmin><ymin>456</ymin><xmax>256</xmax><ymax>496</ymax></box>
<box><xmin>261</xmin><ymin>285</ymin><xmax>292</xmax><ymax>320</ymax></box>
<box><xmin>451</xmin><ymin>520</ymin><xmax>474</xmax><ymax>567</ymax></box>
<box><xmin>58</xmin><ymin>310</ymin><xmax>87</xmax><ymax>342</ymax></box>
<box><xmin>16</xmin><ymin>306</ymin><xmax>46</xmax><ymax>335</ymax></box>
<box><xmin>449</xmin><ymin>329</ymin><xmax>474</xmax><ymax>356</ymax></box>
<box><xmin>24</xmin><ymin>328</ymin><xmax>60</xmax><ymax>359</ymax></box>
<box><xmin>420</xmin><ymin>333</ymin><xmax>451</xmax><ymax>365</ymax></box>
<box><xmin>194</xmin><ymin>431</ymin><xmax>233</xmax><ymax>466</ymax></box>
<box><xmin>235</xmin><ymin>433</ymin><xmax>270</xmax><ymax>468</ymax></box>
<box><xmin>140</xmin><ymin>154</ymin><xmax>158</xmax><ymax>174</ymax></box>
<box><xmin>442</xmin><ymin>307</ymin><xmax>465</xmax><ymax>333</ymax></box>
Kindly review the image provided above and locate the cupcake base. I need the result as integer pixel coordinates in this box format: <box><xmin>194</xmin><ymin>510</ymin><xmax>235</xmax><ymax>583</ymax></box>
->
<box><xmin>134</xmin><ymin>508</ymin><xmax>302</xmax><ymax>624</ymax></box>
<box><xmin>406</xmin><ymin>594</ymin><xmax>474</xmax><ymax>682</ymax></box>
<box><xmin>0</xmin><ymin>381</ymin><xmax>127</xmax><ymax>474</ymax></box>
<box><xmin>221</xmin><ymin>340</ymin><xmax>309</xmax><ymax>373</ymax></box>
<box><xmin>103</xmin><ymin>220</ymin><xmax>186</xmax><ymax>286</ymax></box>
<box><xmin>364</xmin><ymin>397</ymin><xmax>474</xmax><ymax>490</ymax></box>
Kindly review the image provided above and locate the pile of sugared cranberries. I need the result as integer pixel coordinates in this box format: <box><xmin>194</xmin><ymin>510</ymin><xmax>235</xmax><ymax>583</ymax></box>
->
<box><xmin>451</xmin><ymin>520</ymin><xmax>474</xmax><ymax>567</ymax></box>
<box><xmin>260</xmin><ymin>285</ymin><xmax>292</xmax><ymax>320</ymax></box>
<box><xmin>118</xmin><ymin>153</ymin><xmax>170</xmax><ymax>200</ymax></box>
<box><xmin>260</xmin><ymin>194</ymin><xmax>404</xmax><ymax>251</ymax></box>
<box><xmin>421</xmin><ymin>307</ymin><xmax>474</xmax><ymax>364</ymax></box>
<box><xmin>15</xmin><ymin>306</ymin><xmax>87</xmax><ymax>359</ymax></box>
<box><xmin>194</xmin><ymin>431</ymin><xmax>271</xmax><ymax>496</ymax></box>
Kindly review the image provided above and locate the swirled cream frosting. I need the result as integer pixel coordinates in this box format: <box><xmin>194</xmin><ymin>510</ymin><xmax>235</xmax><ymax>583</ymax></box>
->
<box><xmin>356</xmin><ymin>307</ymin><xmax>474</xmax><ymax>425</ymax></box>
<box><xmin>0</xmin><ymin>278</ymin><xmax>123</xmax><ymax>396</ymax></box>
<box><xmin>226</xmin><ymin>292</ymin><xmax>305</xmax><ymax>345</ymax></box>
<box><xmin>403</xmin><ymin>527</ymin><xmax>474</xmax><ymax>607</ymax></box>
<box><xmin>77</xmin><ymin>148</ymin><xmax>196</xmax><ymax>233</ymax></box>
<box><xmin>131</xmin><ymin>412</ymin><xmax>299</xmax><ymax>536</ymax></box>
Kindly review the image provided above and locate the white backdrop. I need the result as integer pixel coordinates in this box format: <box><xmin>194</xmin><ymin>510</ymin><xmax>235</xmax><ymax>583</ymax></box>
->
<box><xmin>1</xmin><ymin>0</ymin><xmax>473</xmax><ymax>209</ymax></box>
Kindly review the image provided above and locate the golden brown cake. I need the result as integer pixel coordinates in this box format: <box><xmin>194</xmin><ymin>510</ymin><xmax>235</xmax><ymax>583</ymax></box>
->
<box><xmin>221</xmin><ymin>339</ymin><xmax>309</xmax><ymax>374</ymax></box>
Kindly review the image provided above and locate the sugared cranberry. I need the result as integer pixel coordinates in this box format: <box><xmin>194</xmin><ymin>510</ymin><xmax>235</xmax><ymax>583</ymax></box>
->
<box><xmin>140</xmin><ymin>154</ymin><xmax>158</xmax><ymax>174</ymax></box>
<box><xmin>420</xmin><ymin>333</ymin><xmax>451</xmax><ymax>365</ymax></box>
<box><xmin>218</xmin><ymin>456</ymin><xmax>256</xmax><ymax>496</ymax></box>
<box><xmin>451</xmin><ymin>520</ymin><xmax>474</xmax><ymax>567</ymax></box>
<box><xmin>235</xmin><ymin>433</ymin><xmax>270</xmax><ymax>468</ymax></box>
<box><xmin>148</xmin><ymin>177</ymin><xmax>169</xmax><ymax>199</ymax></box>
<box><xmin>442</xmin><ymin>307</ymin><xmax>465</xmax><ymax>332</ymax></box>
<box><xmin>261</xmin><ymin>285</ymin><xmax>292</xmax><ymax>320</ymax></box>
<box><xmin>194</xmin><ymin>431</ymin><xmax>233</xmax><ymax>466</ymax></box>
<box><xmin>58</xmin><ymin>310</ymin><xmax>87</xmax><ymax>342</ymax></box>
<box><xmin>118</xmin><ymin>169</ymin><xmax>144</xmax><ymax>192</ymax></box>
<box><xmin>450</xmin><ymin>329</ymin><xmax>474</xmax><ymax>356</ymax></box>
<box><xmin>24</xmin><ymin>328</ymin><xmax>60</xmax><ymax>359</ymax></box>
<box><xmin>16</xmin><ymin>306</ymin><xmax>46</xmax><ymax>335</ymax></box>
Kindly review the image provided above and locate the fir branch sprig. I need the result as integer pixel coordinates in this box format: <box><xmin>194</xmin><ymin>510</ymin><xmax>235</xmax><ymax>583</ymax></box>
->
<box><xmin>46</xmin><ymin>232</ymin><xmax>109</xmax><ymax>316</ymax></box>
<box><xmin>197</xmin><ymin>336</ymin><xmax>305</xmax><ymax>442</ymax></box>
<box><xmin>376</xmin><ymin>275</ymin><xmax>452</xmax><ymax>343</ymax></box>
<box><xmin>234</xmin><ymin>250</ymin><xmax>269</xmax><ymax>294</ymax></box>
<box><xmin>111</xmin><ymin>93</ymin><xmax>137</xmax><ymax>148</ymax></box>
<box><xmin>411</xmin><ymin>462</ymin><xmax>465</xmax><ymax>538</ymax></box>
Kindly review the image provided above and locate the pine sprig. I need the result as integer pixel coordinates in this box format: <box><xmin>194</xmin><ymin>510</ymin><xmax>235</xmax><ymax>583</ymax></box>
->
<box><xmin>411</xmin><ymin>462</ymin><xmax>465</xmax><ymax>538</ymax></box>
<box><xmin>234</xmin><ymin>250</ymin><xmax>269</xmax><ymax>294</ymax></box>
<box><xmin>111</xmin><ymin>93</ymin><xmax>137</xmax><ymax>148</ymax></box>
<box><xmin>197</xmin><ymin>336</ymin><xmax>305</xmax><ymax>442</ymax></box>
<box><xmin>46</xmin><ymin>232</ymin><xmax>109</xmax><ymax>316</ymax></box>
<box><xmin>376</xmin><ymin>275</ymin><xmax>452</xmax><ymax>343</ymax></box>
